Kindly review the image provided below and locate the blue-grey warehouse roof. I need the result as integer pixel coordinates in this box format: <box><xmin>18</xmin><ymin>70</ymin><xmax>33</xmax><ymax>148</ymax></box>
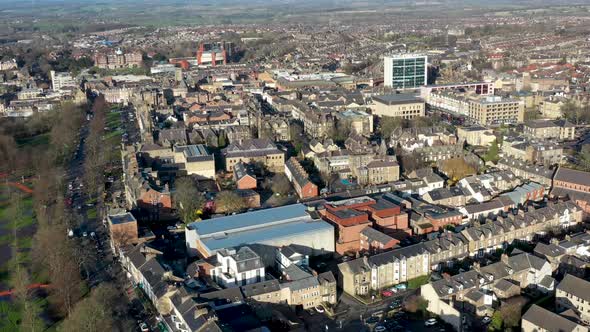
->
<box><xmin>187</xmin><ymin>204</ymin><xmax>311</xmax><ymax>235</ymax></box>
<box><xmin>201</xmin><ymin>218</ymin><xmax>334</xmax><ymax>252</ymax></box>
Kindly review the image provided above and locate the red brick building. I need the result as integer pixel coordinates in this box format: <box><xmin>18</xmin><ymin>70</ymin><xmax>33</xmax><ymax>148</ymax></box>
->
<box><xmin>285</xmin><ymin>158</ymin><xmax>318</xmax><ymax>199</ymax></box>
<box><xmin>356</xmin><ymin>198</ymin><xmax>410</xmax><ymax>235</ymax></box>
<box><xmin>321</xmin><ymin>196</ymin><xmax>406</xmax><ymax>255</ymax></box>
<box><xmin>359</xmin><ymin>227</ymin><xmax>399</xmax><ymax>255</ymax></box>
<box><xmin>552</xmin><ymin>167</ymin><xmax>590</xmax><ymax>214</ymax></box>
<box><xmin>234</xmin><ymin>162</ymin><xmax>257</xmax><ymax>190</ymax></box>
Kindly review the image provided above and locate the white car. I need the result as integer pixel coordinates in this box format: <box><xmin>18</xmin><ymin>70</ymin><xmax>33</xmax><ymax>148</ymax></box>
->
<box><xmin>425</xmin><ymin>318</ymin><xmax>437</xmax><ymax>326</ymax></box>
<box><xmin>374</xmin><ymin>325</ymin><xmax>386</xmax><ymax>332</ymax></box>
<box><xmin>482</xmin><ymin>316</ymin><xmax>491</xmax><ymax>324</ymax></box>
<box><xmin>314</xmin><ymin>305</ymin><xmax>325</xmax><ymax>313</ymax></box>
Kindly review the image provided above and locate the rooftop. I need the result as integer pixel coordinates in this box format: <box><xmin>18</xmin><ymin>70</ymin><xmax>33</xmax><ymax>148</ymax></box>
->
<box><xmin>373</xmin><ymin>94</ymin><xmax>423</xmax><ymax>105</ymax></box>
<box><xmin>108</xmin><ymin>212</ymin><xmax>137</xmax><ymax>225</ymax></box>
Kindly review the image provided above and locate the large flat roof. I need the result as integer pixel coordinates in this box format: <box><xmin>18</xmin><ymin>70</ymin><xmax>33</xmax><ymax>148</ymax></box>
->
<box><xmin>373</xmin><ymin>94</ymin><xmax>423</xmax><ymax>105</ymax></box>
<box><xmin>187</xmin><ymin>204</ymin><xmax>311</xmax><ymax>235</ymax></box>
<box><xmin>200</xmin><ymin>218</ymin><xmax>334</xmax><ymax>253</ymax></box>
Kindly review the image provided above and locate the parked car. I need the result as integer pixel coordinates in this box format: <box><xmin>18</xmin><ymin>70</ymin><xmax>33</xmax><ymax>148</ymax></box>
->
<box><xmin>482</xmin><ymin>316</ymin><xmax>491</xmax><ymax>324</ymax></box>
<box><xmin>139</xmin><ymin>322</ymin><xmax>149</xmax><ymax>332</ymax></box>
<box><xmin>394</xmin><ymin>283</ymin><xmax>407</xmax><ymax>290</ymax></box>
<box><xmin>388</xmin><ymin>299</ymin><xmax>402</xmax><ymax>309</ymax></box>
<box><xmin>365</xmin><ymin>316</ymin><xmax>379</xmax><ymax>324</ymax></box>
<box><xmin>374</xmin><ymin>325</ymin><xmax>386</xmax><ymax>332</ymax></box>
<box><xmin>382</xmin><ymin>290</ymin><xmax>393</xmax><ymax>297</ymax></box>
<box><xmin>314</xmin><ymin>305</ymin><xmax>325</xmax><ymax>313</ymax></box>
<box><xmin>425</xmin><ymin>318</ymin><xmax>437</xmax><ymax>326</ymax></box>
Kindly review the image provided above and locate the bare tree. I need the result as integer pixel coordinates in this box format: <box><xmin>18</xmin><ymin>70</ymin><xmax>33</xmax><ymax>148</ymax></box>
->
<box><xmin>173</xmin><ymin>177</ymin><xmax>204</xmax><ymax>223</ymax></box>
<box><xmin>215</xmin><ymin>191</ymin><xmax>247</xmax><ymax>214</ymax></box>
<box><xmin>59</xmin><ymin>283</ymin><xmax>118</xmax><ymax>332</ymax></box>
<box><xmin>271</xmin><ymin>174</ymin><xmax>292</xmax><ymax>196</ymax></box>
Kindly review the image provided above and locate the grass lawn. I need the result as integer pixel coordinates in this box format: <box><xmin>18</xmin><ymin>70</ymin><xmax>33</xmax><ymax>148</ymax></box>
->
<box><xmin>408</xmin><ymin>274</ymin><xmax>431</xmax><ymax>289</ymax></box>
<box><xmin>0</xmin><ymin>191</ymin><xmax>36</xmax><ymax>288</ymax></box>
<box><xmin>87</xmin><ymin>208</ymin><xmax>97</xmax><ymax>220</ymax></box>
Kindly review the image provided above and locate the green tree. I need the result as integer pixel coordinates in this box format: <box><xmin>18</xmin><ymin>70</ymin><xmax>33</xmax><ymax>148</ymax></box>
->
<box><xmin>483</xmin><ymin>139</ymin><xmax>500</xmax><ymax>163</ymax></box>
<box><xmin>173</xmin><ymin>177</ymin><xmax>204</xmax><ymax>223</ymax></box>
<box><xmin>579</xmin><ymin>144</ymin><xmax>590</xmax><ymax>171</ymax></box>
<box><xmin>489</xmin><ymin>311</ymin><xmax>503</xmax><ymax>331</ymax></box>
<box><xmin>218</xmin><ymin>134</ymin><xmax>227</xmax><ymax>147</ymax></box>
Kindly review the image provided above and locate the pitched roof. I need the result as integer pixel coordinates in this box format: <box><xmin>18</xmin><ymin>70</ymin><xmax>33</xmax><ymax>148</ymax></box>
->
<box><xmin>360</xmin><ymin>226</ymin><xmax>395</xmax><ymax>246</ymax></box>
<box><xmin>240</xmin><ymin>279</ymin><xmax>280</xmax><ymax>298</ymax></box>
<box><xmin>554</xmin><ymin>167</ymin><xmax>590</xmax><ymax>187</ymax></box>
<box><xmin>522</xmin><ymin>304</ymin><xmax>587</xmax><ymax>332</ymax></box>
<box><xmin>557</xmin><ymin>274</ymin><xmax>590</xmax><ymax>303</ymax></box>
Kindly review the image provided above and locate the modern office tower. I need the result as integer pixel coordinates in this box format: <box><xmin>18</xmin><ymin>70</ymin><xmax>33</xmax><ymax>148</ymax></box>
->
<box><xmin>384</xmin><ymin>54</ymin><xmax>428</xmax><ymax>89</ymax></box>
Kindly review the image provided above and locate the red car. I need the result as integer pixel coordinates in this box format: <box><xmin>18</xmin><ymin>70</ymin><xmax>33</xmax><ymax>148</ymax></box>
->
<box><xmin>381</xmin><ymin>290</ymin><xmax>393</xmax><ymax>297</ymax></box>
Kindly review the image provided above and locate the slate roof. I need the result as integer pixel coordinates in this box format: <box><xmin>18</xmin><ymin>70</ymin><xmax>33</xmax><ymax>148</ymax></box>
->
<box><xmin>360</xmin><ymin>227</ymin><xmax>395</xmax><ymax>245</ymax></box>
<box><xmin>286</xmin><ymin>157</ymin><xmax>313</xmax><ymax>188</ymax></box>
<box><xmin>285</xmin><ymin>276</ymin><xmax>320</xmax><ymax>291</ymax></box>
<box><xmin>240</xmin><ymin>279</ymin><xmax>280</xmax><ymax>298</ymax></box>
<box><xmin>493</xmin><ymin>279</ymin><xmax>519</xmax><ymax>292</ymax></box>
<box><xmin>534</xmin><ymin>242</ymin><xmax>566</xmax><ymax>258</ymax></box>
<box><xmin>222</xmin><ymin>138</ymin><xmax>283</xmax><ymax>158</ymax></box>
<box><xmin>554</xmin><ymin>167</ymin><xmax>590</xmax><ymax>187</ymax></box>
<box><xmin>522</xmin><ymin>304</ymin><xmax>586</xmax><ymax>332</ymax></box>
<box><xmin>557</xmin><ymin>274</ymin><xmax>590</xmax><ymax>303</ymax></box>
<box><xmin>218</xmin><ymin>247</ymin><xmax>263</xmax><ymax>273</ymax></box>
<box><xmin>233</xmin><ymin>161</ymin><xmax>255</xmax><ymax>181</ymax></box>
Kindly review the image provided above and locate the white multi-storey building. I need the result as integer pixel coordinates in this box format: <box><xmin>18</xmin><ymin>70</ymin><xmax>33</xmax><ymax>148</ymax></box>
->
<box><xmin>211</xmin><ymin>247</ymin><xmax>265</xmax><ymax>288</ymax></box>
<box><xmin>384</xmin><ymin>54</ymin><xmax>428</xmax><ymax>89</ymax></box>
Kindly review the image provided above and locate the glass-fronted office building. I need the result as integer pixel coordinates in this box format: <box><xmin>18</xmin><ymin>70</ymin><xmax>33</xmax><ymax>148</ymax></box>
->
<box><xmin>384</xmin><ymin>54</ymin><xmax>428</xmax><ymax>89</ymax></box>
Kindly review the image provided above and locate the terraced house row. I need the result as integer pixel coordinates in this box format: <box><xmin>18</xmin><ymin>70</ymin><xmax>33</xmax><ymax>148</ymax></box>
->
<box><xmin>337</xmin><ymin>201</ymin><xmax>583</xmax><ymax>297</ymax></box>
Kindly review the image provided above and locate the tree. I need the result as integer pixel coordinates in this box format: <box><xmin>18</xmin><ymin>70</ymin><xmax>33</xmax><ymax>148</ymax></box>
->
<box><xmin>483</xmin><ymin>139</ymin><xmax>500</xmax><ymax>163</ymax></box>
<box><xmin>331</xmin><ymin>119</ymin><xmax>351</xmax><ymax>143</ymax></box>
<box><xmin>561</xmin><ymin>100</ymin><xmax>590</xmax><ymax>125</ymax></box>
<box><xmin>173</xmin><ymin>177</ymin><xmax>204</xmax><ymax>223</ymax></box>
<box><xmin>439</xmin><ymin>157</ymin><xmax>477</xmax><ymax>183</ymax></box>
<box><xmin>0</xmin><ymin>134</ymin><xmax>18</xmax><ymax>173</ymax></box>
<box><xmin>399</xmin><ymin>152</ymin><xmax>427</xmax><ymax>174</ymax></box>
<box><xmin>215</xmin><ymin>191</ymin><xmax>247</xmax><ymax>214</ymax></box>
<box><xmin>32</xmin><ymin>199</ymin><xmax>85</xmax><ymax>317</ymax></box>
<box><xmin>499</xmin><ymin>298</ymin><xmax>525</xmax><ymax>329</ymax></box>
<box><xmin>59</xmin><ymin>284</ymin><xmax>118</xmax><ymax>332</ymax></box>
<box><xmin>489</xmin><ymin>310</ymin><xmax>503</xmax><ymax>331</ymax></box>
<box><xmin>578</xmin><ymin>144</ymin><xmax>590</xmax><ymax>171</ymax></box>
<box><xmin>403</xmin><ymin>295</ymin><xmax>428</xmax><ymax>317</ymax></box>
<box><xmin>379</xmin><ymin>116</ymin><xmax>405</xmax><ymax>138</ymax></box>
<box><xmin>218</xmin><ymin>134</ymin><xmax>227</xmax><ymax>147</ymax></box>
<box><xmin>271</xmin><ymin>174</ymin><xmax>291</xmax><ymax>196</ymax></box>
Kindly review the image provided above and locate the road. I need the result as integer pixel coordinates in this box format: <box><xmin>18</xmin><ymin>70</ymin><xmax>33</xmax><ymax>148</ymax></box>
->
<box><xmin>63</xmin><ymin>102</ymin><xmax>124</xmax><ymax>292</ymax></box>
<box><xmin>297</xmin><ymin>289</ymin><xmax>418</xmax><ymax>331</ymax></box>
